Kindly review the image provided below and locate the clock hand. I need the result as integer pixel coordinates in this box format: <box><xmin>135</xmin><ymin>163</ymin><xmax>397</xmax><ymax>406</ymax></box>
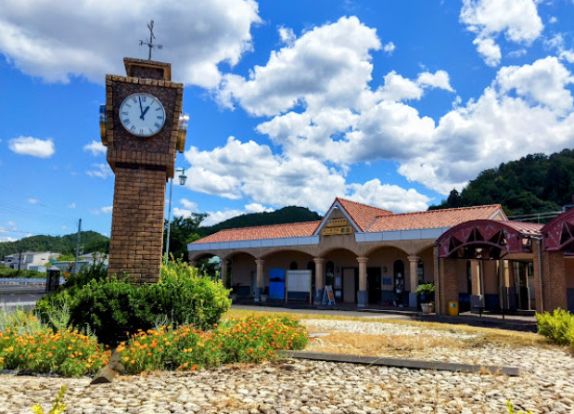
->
<box><xmin>138</xmin><ymin>96</ymin><xmax>144</xmax><ymax>115</ymax></box>
<box><xmin>141</xmin><ymin>105</ymin><xmax>151</xmax><ymax>120</ymax></box>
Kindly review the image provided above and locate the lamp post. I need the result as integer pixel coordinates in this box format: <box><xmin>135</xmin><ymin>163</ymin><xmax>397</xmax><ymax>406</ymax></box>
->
<box><xmin>164</xmin><ymin>167</ymin><xmax>188</xmax><ymax>263</ymax></box>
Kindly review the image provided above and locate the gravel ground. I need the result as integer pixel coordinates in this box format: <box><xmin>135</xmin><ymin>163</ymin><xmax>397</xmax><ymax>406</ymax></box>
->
<box><xmin>1</xmin><ymin>319</ymin><xmax>573</xmax><ymax>414</ymax></box>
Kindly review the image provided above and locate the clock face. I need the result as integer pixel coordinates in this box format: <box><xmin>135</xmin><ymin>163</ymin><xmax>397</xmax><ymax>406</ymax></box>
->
<box><xmin>119</xmin><ymin>93</ymin><xmax>166</xmax><ymax>137</ymax></box>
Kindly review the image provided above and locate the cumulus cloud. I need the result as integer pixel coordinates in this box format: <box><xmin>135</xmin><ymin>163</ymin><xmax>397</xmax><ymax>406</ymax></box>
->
<box><xmin>91</xmin><ymin>205</ymin><xmax>112</xmax><ymax>215</ymax></box>
<box><xmin>347</xmin><ymin>179</ymin><xmax>430</xmax><ymax>213</ymax></box>
<box><xmin>86</xmin><ymin>163</ymin><xmax>113</xmax><ymax>179</ymax></box>
<box><xmin>0</xmin><ymin>0</ymin><xmax>260</xmax><ymax>87</ymax></box>
<box><xmin>460</xmin><ymin>0</ymin><xmax>543</xmax><ymax>66</ymax></box>
<box><xmin>217</xmin><ymin>16</ymin><xmax>382</xmax><ymax>116</ymax></box>
<box><xmin>173</xmin><ymin>199</ymin><xmax>273</xmax><ymax>226</ymax></box>
<box><xmin>8</xmin><ymin>136</ymin><xmax>55</xmax><ymax>158</ymax></box>
<box><xmin>83</xmin><ymin>140</ymin><xmax>106</xmax><ymax>156</ymax></box>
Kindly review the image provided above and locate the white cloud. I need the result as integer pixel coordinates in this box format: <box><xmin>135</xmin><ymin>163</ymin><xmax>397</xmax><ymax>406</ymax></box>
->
<box><xmin>245</xmin><ymin>203</ymin><xmax>272</xmax><ymax>213</ymax></box>
<box><xmin>91</xmin><ymin>205</ymin><xmax>112</xmax><ymax>215</ymax></box>
<box><xmin>184</xmin><ymin>137</ymin><xmax>348</xmax><ymax>212</ymax></box>
<box><xmin>217</xmin><ymin>16</ymin><xmax>382</xmax><ymax>116</ymax></box>
<box><xmin>378</xmin><ymin>71</ymin><xmax>423</xmax><ymax>102</ymax></box>
<box><xmin>83</xmin><ymin>140</ymin><xmax>106</xmax><ymax>156</ymax></box>
<box><xmin>180</xmin><ymin>198</ymin><xmax>198</xmax><ymax>211</ymax></box>
<box><xmin>382</xmin><ymin>41</ymin><xmax>396</xmax><ymax>54</ymax></box>
<box><xmin>460</xmin><ymin>0</ymin><xmax>543</xmax><ymax>66</ymax></box>
<box><xmin>417</xmin><ymin>70</ymin><xmax>454</xmax><ymax>92</ymax></box>
<box><xmin>86</xmin><ymin>163</ymin><xmax>113</xmax><ymax>179</ymax></box>
<box><xmin>0</xmin><ymin>0</ymin><xmax>261</xmax><ymax>87</ymax></box>
<box><xmin>347</xmin><ymin>179</ymin><xmax>430</xmax><ymax>213</ymax></box>
<box><xmin>173</xmin><ymin>207</ymin><xmax>193</xmax><ymax>219</ymax></box>
<box><xmin>68</xmin><ymin>202</ymin><xmax>76</xmax><ymax>209</ymax></box>
<box><xmin>27</xmin><ymin>198</ymin><xmax>39</xmax><ymax>205</ymax></box>
<box><xmin>496</xmin><ymin>56</ymin><xmax>573</xmax><ymax>115</ymax></box>
<box><xmin>8</xmin><ymin>136</ymin><xmax>55</xmax><ymax>158</ymax></box>
<box><xmin>278</xmin><ymin>26</ymin><xmax>296</xmax><ymax>46</ymax></box>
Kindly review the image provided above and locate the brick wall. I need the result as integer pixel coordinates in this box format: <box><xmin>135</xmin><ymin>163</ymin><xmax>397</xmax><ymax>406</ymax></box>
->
<box><xmin>108</xmin><ymin>166</ymin><xmax>166</xmax><ymax>283</ymax></box>
<box><xmin>439</xmin><ymin>258</ymin><xmax>459</xmax><ymax>314</ymax></box>
<box><xmin>542</xmin><ymin>251</ymin><xmax>567</xmax><ymax>311</ymax></box>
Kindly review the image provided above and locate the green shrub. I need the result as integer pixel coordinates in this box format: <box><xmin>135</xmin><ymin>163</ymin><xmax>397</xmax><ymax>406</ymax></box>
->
<box><xmin>0</xmin><ymin>325</ymin><xmax>110</xmax><ymax>377</ymax></box>
<box><xmin>536</xmin><ymin>309</ymin><xmax>574</xmax><ymax>346</ymax></box>
<box><xmin>36</xmin><ymin>260</ymin><xmax>231</xmax><ymax>345</ymax></box>
<box><xmin>63</xmin><ymin>262</ymin><xmax>108</xmax><ymax>290</ymax></box>
<box><xmin>117</xmin><ymin>315</ymin><xmax>308</xmax><ymax>374</ymax></box>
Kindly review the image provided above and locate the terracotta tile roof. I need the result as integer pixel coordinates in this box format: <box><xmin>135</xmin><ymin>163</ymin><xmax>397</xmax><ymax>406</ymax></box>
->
<box><xmin>503</xmin><ymin>221</ymin><xmax>543</xmax><ymax>236</ymax></box>
<box><xmin>192</xmin><ymin>221</ymin><xmax>321</xmax><ymax>244</ymax></box>
<box><xmin>335</xmin><ymin>197</ymin><xmax>393</xmax><ymax>231</ymax></box>
<box><xmin>366</xmin><ymin>205</ymin><xmax>504</xmax><ymax>232</ymax></box>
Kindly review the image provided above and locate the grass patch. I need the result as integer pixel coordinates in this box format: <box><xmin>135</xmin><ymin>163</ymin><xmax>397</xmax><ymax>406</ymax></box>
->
<box><xmin>225</xmin><ymin>308</ymin><xmax>549</xmax><ymax>351</ymax></box>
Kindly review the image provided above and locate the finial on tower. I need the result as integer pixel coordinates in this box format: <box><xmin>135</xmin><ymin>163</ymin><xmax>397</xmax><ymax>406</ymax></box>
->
<box><xmin>139</xmin><ymin>20</ymin><xmax>163</xmax><ymax>60</ymax></box>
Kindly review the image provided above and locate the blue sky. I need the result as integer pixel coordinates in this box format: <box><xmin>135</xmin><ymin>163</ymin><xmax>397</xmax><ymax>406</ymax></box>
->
<box><xmin>1</xmin><ymin>0</ymin><xmax>573</xmax><ymax>240</ymax></box>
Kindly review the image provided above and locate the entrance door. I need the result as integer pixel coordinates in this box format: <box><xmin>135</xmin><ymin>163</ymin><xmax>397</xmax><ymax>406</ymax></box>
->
<box><xmin>343</xmin><ymin>267</ymin><xmax>357</xmax><ymax>303</ymax></box>
<box><xmin>367</xmin><ymin>267</ymin><xmax>381</xmax><ymax>305</ymax></box>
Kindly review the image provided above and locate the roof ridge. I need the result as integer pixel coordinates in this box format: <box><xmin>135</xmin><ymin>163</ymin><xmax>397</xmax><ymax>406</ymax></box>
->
<box><xmin>211</xmin><ymin>220</ymin><xmax>322</xmax><ymax>234</ymax></box>
<box><xmin>336</xmin><ymin>197</ymin><xmax>393</xmax><ymax>214</ymax></box>
<box><xmin>385</xmin><ymin>204</ymin><xmax>502</xmax><ymax>217</ymax></box>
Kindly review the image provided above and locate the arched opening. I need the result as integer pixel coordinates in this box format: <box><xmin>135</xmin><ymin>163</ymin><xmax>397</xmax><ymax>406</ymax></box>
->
<box><xmin>225</xmin><ymin>252</ymin><xmax>257</xmax><ymax>302</ymax></box>
<box><xmin>436</xmin><ymin>219</ymin><xmax>542</xmax><ymax>314</ymax></box>
<box><xmin>365</xmin><ymin>246</ymin><xmax>410</xmax><ymax>307</ymax></box>
<box><xmin>321</xmin><ymin>248</ymin><xmax>358</xmax><ymax>304</ymax></box>
<box><xmin>542</xmin><ymin>209</ymin><xmax>574</xmax><ymax>311</ymax></box>
<box><xmin>190</xmin><ymin>253</ymin><xmax>222</xmax><ymax>280</ymax></box>
<box><xmin>260</xmin><ymin>249</ymin><xmax>315</xmax><ymax>304</ymax></box>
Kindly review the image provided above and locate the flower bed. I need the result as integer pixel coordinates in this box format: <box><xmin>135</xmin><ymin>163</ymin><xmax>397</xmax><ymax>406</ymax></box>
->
<box><xmin>0</xmin><ymin>328</ymin><xmax>110</xmax><ymax>377</ymax></box>
<box><xmin>118</xmin><ymin>315</ymin><xmax>309</xmax><ymax>374</ymax></box>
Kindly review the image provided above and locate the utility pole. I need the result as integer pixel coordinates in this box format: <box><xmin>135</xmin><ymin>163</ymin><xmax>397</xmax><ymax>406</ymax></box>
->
<box><xmin>74</xmin><ymin>218</ymin><xmax>82</xmax><ymax>274</ymax></box>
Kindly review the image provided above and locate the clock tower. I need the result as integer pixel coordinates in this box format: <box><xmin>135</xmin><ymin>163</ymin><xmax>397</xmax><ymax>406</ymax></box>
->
<box><xmin>100</xmin><ymin>57</ymin><xmax>186</xmax><ymax>283</ymax></box>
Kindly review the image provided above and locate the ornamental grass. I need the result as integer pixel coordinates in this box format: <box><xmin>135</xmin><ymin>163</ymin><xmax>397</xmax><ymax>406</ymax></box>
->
<box><xmin>118</xmin><ymin>315</ymin><xmax>308</xmax><ymax>374</ymax></box>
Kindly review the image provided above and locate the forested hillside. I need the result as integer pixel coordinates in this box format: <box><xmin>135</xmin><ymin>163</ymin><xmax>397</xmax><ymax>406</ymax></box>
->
<box><xmin>430</xmin><ymin>149</ymin><xmax>574</xmax><ymax>216</ymax></box>
<box><xmin>0</xmin><ymin>231</ymin><xmax>109</xmax><ymax>258</ymax></box>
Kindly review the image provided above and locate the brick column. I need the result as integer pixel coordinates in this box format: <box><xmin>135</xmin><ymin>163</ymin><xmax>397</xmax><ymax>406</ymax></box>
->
<box><xmin>313</xmin><ymin>257</ymin><xmax>325</xmax><ymax>304</ymax></box>
<box><xmin>408</xmin><ymin>255</ymin><xmax>420</xmax><ymax>308</ymax></box>
<box><xmin>357</xmin><ymin>256</ymin><xmax>368</xmax><ymax>307</ymax></box>
<box><xmin>542</xmin><ymin>250</ymin><xmax>568</xmax><ymax>312</ymax></box>
<box><xmin>533</xmin><ymin>239</ymin><xmax>545</xmax><ymax>312</ymax></box>
<box><xmin>108</xmin><ymin>166</ymin><xmax>166</xmax><ymax>283</ymax></box>
<box><xmin>255</xmin><ymin>258</ymin><xmax>264</xmax><ymax>302</ymax></box>
<box><xmin>438</xmin><ymin>258</ymin><xmax>458</xmax><ymax>315</ymax></box>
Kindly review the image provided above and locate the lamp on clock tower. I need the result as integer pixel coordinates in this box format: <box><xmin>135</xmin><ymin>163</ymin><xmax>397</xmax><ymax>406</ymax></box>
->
<box><xmin>100</xmin><ymin>57</ymin><xmax>187</xmax><ymax>283</ymax></box>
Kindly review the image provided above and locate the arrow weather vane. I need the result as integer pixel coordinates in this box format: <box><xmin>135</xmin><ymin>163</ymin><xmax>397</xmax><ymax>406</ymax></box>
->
<box><xmin>140</xmin><ymin>20</ymin><xmax>163</xmax><ymax>60</ymax></box>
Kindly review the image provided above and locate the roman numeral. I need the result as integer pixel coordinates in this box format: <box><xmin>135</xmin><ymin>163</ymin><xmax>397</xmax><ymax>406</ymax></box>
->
<box><xmin>157</xmin><ymin>115</ymin><xmax>163</xmax><ymax>120</ymax></box>
<box><xmin>130</xmin><ymin>126</ymin><xmax>136</xmax><ymax>131</ymax></box>
<box><xmin>121</xmin><ymin>111</ymin><xmax>128</xmax><ymax>115</ymax></box>
<box><xmin>154</xmin><ymin>123</ymin><xmax>161</xmax><ymax>128</ymax></box>
<box><xmin>155</xmin><ymin>107</ymin><xmax>162</xmax><ymax>111</ymax></box>
<box><xmin>123</xmin><ymin>119</ymin><xmax>130</xmax><ymax>124</ymax></box>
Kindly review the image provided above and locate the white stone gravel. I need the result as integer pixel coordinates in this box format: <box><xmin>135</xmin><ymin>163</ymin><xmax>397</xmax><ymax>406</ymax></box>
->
<box><xmin>1</xmin><ymin>319</ymin><xmax>573</xmax><ymax>413</ymax></box>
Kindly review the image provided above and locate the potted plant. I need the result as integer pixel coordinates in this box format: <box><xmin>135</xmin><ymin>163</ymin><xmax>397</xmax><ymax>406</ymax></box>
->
<box><xmin>416</xmin><ymin>282</ymin><xmax>435</xmax><ymax>314</ymax></box>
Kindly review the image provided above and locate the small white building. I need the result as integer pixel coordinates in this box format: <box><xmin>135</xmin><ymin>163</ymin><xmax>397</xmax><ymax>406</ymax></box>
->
<box><xmin>3</xmin><ymin>251</ymin><xmax>59</xmax><ymax>271</ymax></box>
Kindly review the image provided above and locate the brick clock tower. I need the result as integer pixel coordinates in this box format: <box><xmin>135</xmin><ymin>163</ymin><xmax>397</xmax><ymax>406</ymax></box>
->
<box><xmin>100</xmin><ymin>57</ymin><xmax>187</xmax><ymax>283</ymax></box>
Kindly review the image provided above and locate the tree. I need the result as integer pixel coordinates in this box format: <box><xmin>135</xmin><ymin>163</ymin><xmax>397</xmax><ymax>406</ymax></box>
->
<box><xmin>164</xmin><ymin>214</ymin><xmax>207</xmax><ymax>260</ymax></box>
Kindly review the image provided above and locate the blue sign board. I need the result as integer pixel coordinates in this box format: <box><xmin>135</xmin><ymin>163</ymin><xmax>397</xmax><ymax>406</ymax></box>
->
<box><xmin>269</xmin><ymin>268</ymin><xmax>286</xmax><ymax>300</ymax></box>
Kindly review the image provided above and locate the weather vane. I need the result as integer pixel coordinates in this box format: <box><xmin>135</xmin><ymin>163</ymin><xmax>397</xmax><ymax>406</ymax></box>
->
<box><xmin>139</xmin><ymin>20</ymin><xmax>163</xmax><ymax>60</ymax></box>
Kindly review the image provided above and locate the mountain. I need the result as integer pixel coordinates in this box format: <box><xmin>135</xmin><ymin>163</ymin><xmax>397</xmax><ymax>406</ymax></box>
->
<box><xmin>0</xmin><ymin>231</ymin><xmax>109</xmax><ymax>258</ymax></box>
<box><xmin>430</xmin><ymin>148</ymin><xmax>574</xmax><ymax>216</ymax></box>
<box><xmin>199</xmin><ymin>206</ymin><xmax>322</xmax><ymax>236</ymax></box>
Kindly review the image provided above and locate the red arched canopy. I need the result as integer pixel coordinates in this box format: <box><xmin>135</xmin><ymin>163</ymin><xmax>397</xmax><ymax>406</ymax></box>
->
<box><xmin>542</xmin><ymin>208</ymin><xmax>574</xmax><ymax>252</ymax></box>
<box><xmin>436</xmin><ymin>219</ymin><xmax>542</xmax><ymax>259</ymax></box>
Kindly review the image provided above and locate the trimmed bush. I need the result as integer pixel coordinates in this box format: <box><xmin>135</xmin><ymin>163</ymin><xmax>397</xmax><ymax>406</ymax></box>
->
<box><xmin>536</xmin><ymin>309</ymin><xmax>574</xmax><ymax>346</ymax></box>
<box><xmin>117</xmin><ymin>315</ymin><xmax>309</xmax><ymax>374</ymax></box>
<box><xmin>36</xmin><ymin>260</ymin><xmax>231</xmax><ymax>345</ymax></box>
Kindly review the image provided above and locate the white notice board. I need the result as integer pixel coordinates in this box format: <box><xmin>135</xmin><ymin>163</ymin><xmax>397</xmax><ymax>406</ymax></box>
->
<box><xmin>286</xmin><ymin>270</ymin><xmax>312</xmax><ymax>292</ymax></box>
